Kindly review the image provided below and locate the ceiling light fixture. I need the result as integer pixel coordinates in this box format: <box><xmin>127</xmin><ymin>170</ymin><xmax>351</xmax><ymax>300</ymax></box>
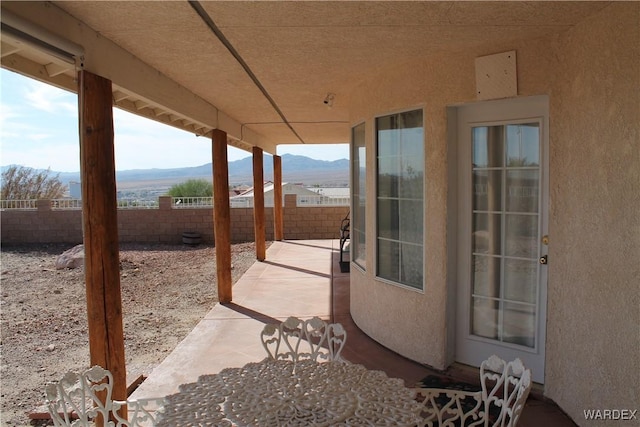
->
<box><xmin>323</xmin><ymin>93</ymin><xmax>335</xmax><ymax>108</ymax></box>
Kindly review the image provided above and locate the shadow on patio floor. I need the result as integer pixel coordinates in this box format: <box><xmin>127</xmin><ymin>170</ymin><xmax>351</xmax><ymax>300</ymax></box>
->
<box><xmin>131</xmin><ymin>239</ymin><xmax>576</xmax><ymax>427</ymax></box>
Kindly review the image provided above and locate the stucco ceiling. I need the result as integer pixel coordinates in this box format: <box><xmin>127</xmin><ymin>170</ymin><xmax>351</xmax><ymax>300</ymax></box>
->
<box><xmin>1</xmin><ymin>1</ymin><xmax>610</xmax><ymax>154</ymax></box>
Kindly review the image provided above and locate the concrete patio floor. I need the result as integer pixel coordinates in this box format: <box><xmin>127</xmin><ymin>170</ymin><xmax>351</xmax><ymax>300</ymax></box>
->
<box><xmin>130</xmin><ymin>239</ymin><xmax>576</xmax><ymax>426</ymax></box>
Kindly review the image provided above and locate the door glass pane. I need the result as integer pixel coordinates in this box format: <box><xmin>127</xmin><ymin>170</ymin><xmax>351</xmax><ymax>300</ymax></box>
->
<box><xmin>472</xmin><ymin>297</ymin><xmax>498</xmax><ymax>340</ymax></box>
<box><xmin>504</xmin><ymin>259</ymin><xmax>537</xmax><ymax>303</ymax></box>
<box><xmin>503</xmin><ymin>302</ymin><xmax>536</xmax><ymax>347</ymax></box>
<box><xmin>470</xmin><ymin>123</ymin><xmax>540</xmax><ymax>349</ymax></box>
<box><xmin>473</xmin><ymin>213</ymin><xmax>501</xmax><ymax>255</ymax></box>
<box><xmin>472</xmin><ymin>126</ymin><xmax>504</xmax><ymax>167</ymax></box>
<box><xmin>506</xmin><ymin>170</ymin><xmax>538</xmax><ymax>213</ymax></box>
<box><xmin>504</xmin><ymin>214</ymin><xmax>538</xmax><ymax>258</ymax></box>
<box><xmin>472</xmin><ymin>255</ymin><xmax>501</xmax><ymax>298</ymax></box>
<box><xmin>473</xmin><ymin>170</ymin><xmax>502</xmax><ymax>211</ymax></box>
<box><xmin>506</xmin><ymin>124</ymin><xmax>539</xmax><ymax>166</ymax></box>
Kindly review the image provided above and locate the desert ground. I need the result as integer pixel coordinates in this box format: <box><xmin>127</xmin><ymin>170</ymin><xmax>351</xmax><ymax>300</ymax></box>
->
<box><xmin>0</xmin><ymin>242</ymin><xmax>262</xmax><ymax>426</ymax></box>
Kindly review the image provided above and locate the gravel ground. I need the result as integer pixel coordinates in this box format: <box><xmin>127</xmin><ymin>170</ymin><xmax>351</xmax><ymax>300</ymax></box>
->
<box><xmin>0</xmin><ymin>242</ymin><xmax>263</xmax><ymax>426</ymax></box>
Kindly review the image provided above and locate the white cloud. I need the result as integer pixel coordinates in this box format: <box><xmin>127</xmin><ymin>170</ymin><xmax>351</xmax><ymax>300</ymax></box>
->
<box><xmin>24</xmin><ymin>80</ymin><xmax>76</xmax><ymax>115</ymax></box>
<box><xmin>27</xmin><ymin>133</ymin><xmax>53</xmax><ymax>141</ymax></box>
<box><xmin>0</xmin><ymin>103</ymin><xmax>20</xmax><ymax>130</ymax></box>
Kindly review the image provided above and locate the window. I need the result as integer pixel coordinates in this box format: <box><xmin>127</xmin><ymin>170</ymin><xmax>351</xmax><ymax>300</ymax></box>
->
<box><xmin>376</xmin><ymin>109</ymin><xmax>424</xmax><ymax>289</ymax></box>
<box><xmin>351</xmin><ymin>123</ymin><xmax>366</xmax><ymax>269</ymax></box>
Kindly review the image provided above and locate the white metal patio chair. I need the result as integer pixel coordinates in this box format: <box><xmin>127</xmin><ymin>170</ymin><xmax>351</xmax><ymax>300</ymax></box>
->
<box><xmin>112</xmin><ymin>397</ymin><xmax>166</xmax><ymax>427</ymax></box>
<box><xmin>45</xmin><ymin>365</ymin><xmax>164</xmax><ymax>427</ymax></box>
<box><xmin>260</xmin><ymin>316</ymin><xmax>347</xmax><ymax>363</ymax></box>
<box><xmin>414</xmin><ymin>355</ymin><xmax>532</xmax><ymax>427</ymax></box>
<box><xmin>45</xmin><ymin>365</ymin><xmax>113</xmax><ymax>427</ymax></box>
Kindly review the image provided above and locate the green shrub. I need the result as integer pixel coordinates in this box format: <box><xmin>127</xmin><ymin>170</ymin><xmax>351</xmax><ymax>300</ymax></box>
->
<box><xmin>166</xmin><ymin>179</ymin><xmax>213</xmax><ymax>197</ymax></box>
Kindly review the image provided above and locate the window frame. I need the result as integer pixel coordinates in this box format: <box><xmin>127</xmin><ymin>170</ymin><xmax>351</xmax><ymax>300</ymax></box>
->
<box><xmin>351</xmin><ymin>121</ymin><xmax>367</xmax><ymax>270</ymax></box>
<box><xmin>374</xmin><ymin>107</ymin><xmax>425</xmax><ymax>291</ymax></box>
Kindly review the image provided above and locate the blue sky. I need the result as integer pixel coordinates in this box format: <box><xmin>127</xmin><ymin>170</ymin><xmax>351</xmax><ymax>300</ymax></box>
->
<box><xmin>0</xmin><ymin>68</ymin><xmax>348</xmax><ymax>172</ymax></box>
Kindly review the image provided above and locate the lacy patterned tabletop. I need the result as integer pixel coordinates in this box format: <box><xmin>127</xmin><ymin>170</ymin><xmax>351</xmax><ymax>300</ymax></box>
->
<box><xmin>155</xmin><ymin>359</ymin><xmax>423</xmax><ymax>427</ymax></box>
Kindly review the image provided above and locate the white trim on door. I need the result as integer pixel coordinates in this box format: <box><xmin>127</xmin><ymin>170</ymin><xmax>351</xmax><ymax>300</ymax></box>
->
<box><xmin>454</xmin><ymin>96</ymin><xmax>549</xmax><ymax>384</ymax></box>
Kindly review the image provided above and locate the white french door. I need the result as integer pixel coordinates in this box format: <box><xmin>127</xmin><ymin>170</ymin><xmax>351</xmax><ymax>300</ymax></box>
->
<box><xmin>455</xmin><ymin>96</ymin><xmax>548</xmax><ymax>384</ymax></box>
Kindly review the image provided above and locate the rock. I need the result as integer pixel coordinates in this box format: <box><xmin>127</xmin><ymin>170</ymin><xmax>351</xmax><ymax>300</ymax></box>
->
<box><xmin>55</xmin><ymin>244</ymin><xmax>84</xmax><ymax>270</ymax></box>
<box><xmin>46</xmin><ymin>344</ymin><xmax>55</xmax><ymax>352</ymax></box>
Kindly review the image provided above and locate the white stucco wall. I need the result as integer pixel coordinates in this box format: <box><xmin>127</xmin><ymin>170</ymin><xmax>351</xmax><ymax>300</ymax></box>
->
<box><xmin>349</xmin><ymin>52</ymin><xmax>474</xmax><ymax>369</ymax></box>
<box><xmin>347</xmin><ymin>3</ymin><xmax>639</xmax><ymax>425</ymax></box>
<box><xmin>347</xmin><ymin>28</ymin><xmax>562</xmax><ymax>371</ymax></box>
<box><xmin>545</xmin><ymin>3</ymin><xmax>640</xmax><ymax>425</ymax></box>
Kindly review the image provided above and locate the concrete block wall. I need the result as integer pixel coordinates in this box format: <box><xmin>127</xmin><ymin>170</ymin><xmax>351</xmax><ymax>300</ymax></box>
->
<box><xmin>0</xmin><ymin>195</ymin><xmax>348</xmax><ymax>245</ymax></box>
<box><xmin>283</xmin><ymin>194</ymin><xmax>349</xmax><ymax>241</ymax></box>
<box><xmin>1</xmin><ymin>207</ymin><xmax>84</xmax><ymax>245</ymax></box>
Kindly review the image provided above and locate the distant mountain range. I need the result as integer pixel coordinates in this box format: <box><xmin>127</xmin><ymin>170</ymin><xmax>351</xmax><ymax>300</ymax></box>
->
<box><xmin>2</xmin><ymin>154</ymin><xmax>350</xmax><ymax>189</ymax></box>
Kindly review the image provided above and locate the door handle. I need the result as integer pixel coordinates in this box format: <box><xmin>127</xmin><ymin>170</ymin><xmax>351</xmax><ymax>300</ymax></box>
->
<box><xmin>539</xmin><ymin>255</ymin><xmax>548</xmax><ymax>265</ymax></box>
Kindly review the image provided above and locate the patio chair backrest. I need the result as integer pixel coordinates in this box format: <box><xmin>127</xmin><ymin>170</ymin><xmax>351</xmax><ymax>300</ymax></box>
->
<box><xmin>479</xmin><ymin>355</ymin><xmax>532</xmax><ymax>427</ymax></box>
<box><xmin>45</xmin><ymin>366</ymin><xmax>164</xmax><ymax>427</ymax></box>
<box><xmin>325</xmin><ymin>322</ymin><xmax>347</xmax><ymax>361</ymax></box>
<box><xmin>45</xmin><ymin>365</ymin><xmax>114</xmax><ymax>427</ymax></box>
<box><xmin>261</xmin><ymin>316</ymin><xmax>347</xmax><ymax>363</ymax></box>
<box><xmin>112</xmin><ymin>397</ymin><xmax>166</xmax><ymax>427</ymax></box>
<box><xmin>415</xmin><ymin>355</ymin><xmax>531</xmax><ymax>427</ymax></box>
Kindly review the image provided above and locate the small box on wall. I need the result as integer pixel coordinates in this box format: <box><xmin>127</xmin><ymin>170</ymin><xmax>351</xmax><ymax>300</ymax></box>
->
<box><xmin>475</xmin><ymin>51</ymin><xmax>517</xmax><ymax>100</ymax></box>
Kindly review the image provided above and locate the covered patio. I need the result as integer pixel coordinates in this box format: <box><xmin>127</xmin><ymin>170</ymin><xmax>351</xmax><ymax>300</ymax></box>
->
<box><xmin>130</xmin><ymin>239</ymin><xmax>575</xmax><ymax>426</ymax></box>
<box><xmin>2</xmin><ymin>2</ymin><xmax>637</xmax><ymax>425</ymax></box>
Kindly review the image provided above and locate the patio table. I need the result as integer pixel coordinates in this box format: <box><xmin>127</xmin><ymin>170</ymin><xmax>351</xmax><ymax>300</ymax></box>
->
<box><xmin>155</xmin><ymin>358</ymin><xmax>423</xmax><ymax>426</ymax></box>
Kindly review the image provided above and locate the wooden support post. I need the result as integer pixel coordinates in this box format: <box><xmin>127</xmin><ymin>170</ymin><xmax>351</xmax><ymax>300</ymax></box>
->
<box><xmin>78</xmin><ymin>70</ymin><xmax>126</xmax><ymax>423</ymax></box>
<box><xmin>273</xmin><ymin>155</ymin><xmax>284</xmax><ymax>241</ymax></box>
<box><xmin>212</xmin><ymin>129</ymin><xmax>232</xmax><ymax>303</ymax></box>
<box><xmin>252</xmin><ymin>147</ymin><xmax>266</xmax><ymax>261</ymax></box>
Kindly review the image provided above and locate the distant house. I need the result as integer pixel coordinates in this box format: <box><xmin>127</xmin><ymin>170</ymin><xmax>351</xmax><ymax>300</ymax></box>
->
<box><xmin>307</xmin><ymin>187</ymin><xmax>350</xmax><ymax>199</ymax></box>
<box><xmin>230</xmin><ymin>184</ymin><xmax>251</xmax><ymax>197</ymax></box>
<box><xmin>230</xmin><ymin>182</ymin><xmax>322</xmax><ymax>207</ymax></box>
<box><xmin>69</xmin><ymin>181</ymin><xmax>81</xmax><ymax>199</ymax></box>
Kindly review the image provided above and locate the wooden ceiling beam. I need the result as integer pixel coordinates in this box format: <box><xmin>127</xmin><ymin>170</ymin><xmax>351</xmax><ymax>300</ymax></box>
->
<box><xmin>1</xmin><ymin>53</ymin><xmax>76</xmax><ymax>92</ymax></box>
<box><xmin>44</xmin><ymin>62</ymin><xmax>70</xmax><ymax>77</ymax></box>
<box><xmin>1</xmin><ymin>41</ymin><xmax>20</xmax><ymax>57</ymax></box>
